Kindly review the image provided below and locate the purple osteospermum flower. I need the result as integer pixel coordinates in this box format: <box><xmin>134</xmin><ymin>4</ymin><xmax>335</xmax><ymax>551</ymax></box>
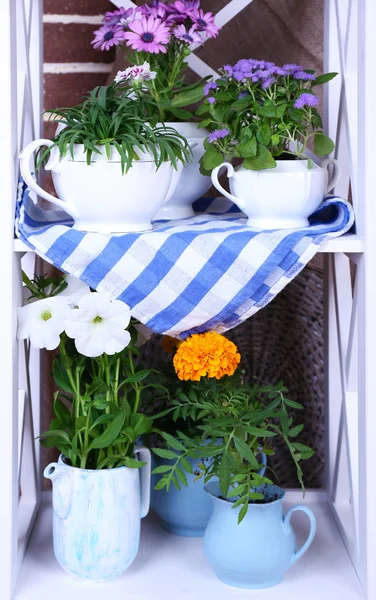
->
<box><xmin>103</xmin><ymin>7</ymin><xmax>133</xmax><ymax>25</ymax></box>
<box><xmin>204</xmin><ymin>81</ymin><xmax>218</xmax><ymax>96</ymax></box>
<box><xmin>91</xmin><ymin>25</ymin><xmax>124</xmax><ymax>50</ymax></box>
<box><xmin>190</xmin><ymin>8</ymin><xmax>220</xmax><ymax>38</ymax></box>
<box><xmin>294</xmin><ymin>93</ymin><xmax>319</xmax><ymax>109</ymax></box>
<box><xmin>123</xmin><ymin>16</ymin><xmax>171</xmax><ymax>53</ymax></box>
<box><xmin>207</xmin><ymin>97</ymin><xmax>216</xmax><ymax>104</ymax></box>
<box><xmin>294</xmin><ymin>71</ymin><xmax>316</xmax><ymax>81</ymax></box>
<box><xmin>173</xmin><ymin>24</ymin><xmax>202</xmax><ymax>46</ymax></box>
<box><xmin>208</xmin><ymin>128</ymin><xmax>230</xmax><ymax>143</ymax></box>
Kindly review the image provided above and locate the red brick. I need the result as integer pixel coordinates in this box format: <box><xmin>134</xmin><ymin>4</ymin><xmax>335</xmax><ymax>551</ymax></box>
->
<box><xmin>44</xmin><ymin>23</ymin><xmax>115</xmax><ymax>63</ymax></box>
<box><xmin>44</xmin><ymin>0</ymin><xmax>113</xmax><ymax>15</ymax></box>
<box><xmin>44</xmin><ymin>72</ymin><xmax>110</xmax><ymax>109</ymax></box>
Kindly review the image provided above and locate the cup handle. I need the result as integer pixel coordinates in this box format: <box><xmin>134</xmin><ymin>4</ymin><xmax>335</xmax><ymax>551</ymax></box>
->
<box><xmin>284</xmin><ymin>505</ymin><xmax>317</xmax><ymax>566</ymax></box>
<box><xmin>44</xmin><ymin>462</ymin><xmax>73</xmax><ymax>520</ymax></box>
<box><xmin>19</xmin><ymin>139</ymin><xmax>78</xmax><ymax>218</ymax></box>
<box><xmin>211</xmin><ymin>162</ymin><xmax>245</xmax><ymax>209</ymax></box>
<box><xmin>135</xmin><ymin>447</ymin><xmax>151</xmax><ymax>518</ymax></box>
<box><xmin>321</xmin><ymin>158</ymin><xmax>341</xmax><ymax>193</ymax></box>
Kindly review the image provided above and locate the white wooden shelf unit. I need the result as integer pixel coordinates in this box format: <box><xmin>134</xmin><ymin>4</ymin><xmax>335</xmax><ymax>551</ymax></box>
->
<box><xmin>1</xmin><ymin>0</ymin><xmax>375</xmax><ymax>598</ymax></box>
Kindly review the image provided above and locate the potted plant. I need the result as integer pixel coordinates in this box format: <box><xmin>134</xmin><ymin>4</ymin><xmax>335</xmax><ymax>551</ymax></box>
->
<box><xmin>151</xmin><ymin>336</ymin><xmax>267</xmax><ymax>537</ymax></box>
<box><xmin>19</xmin><ymin>83</ymin><xmax>193</xmax><ymax>233</ymax></box>
<box><xmin>155</xmin><ymin>332</ymin><xmax>316</xmax><ymax>588</ymax></box>
<box><xmin>17</xmin><ymin>272</ymin><xmax>161</xmax><ymax>582</ymax></box>
<box><xmin>92</xmin><ymin>0</ymin><xmax>221</xmax><ymax>219</ymax></box>
<box><xmin>199</xmin><ymin>59</ymin><xmax>340</xmax><ymax>229</ymax></box>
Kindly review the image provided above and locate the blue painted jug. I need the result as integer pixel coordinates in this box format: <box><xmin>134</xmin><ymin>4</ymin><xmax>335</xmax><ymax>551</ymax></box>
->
<box><xmin>44</xmin><ymin>449</ymin><xmax>151</xmax><ymax>582</ymax></box>
<box><xmin>203</xmin><ymin>482</ymin><xmax>316</xmax><ymax>589</ymax></box>
<box><xmin>151</xmin><ymin>450</ymin><xmax>266</xmax><ymax>537</ymax></box>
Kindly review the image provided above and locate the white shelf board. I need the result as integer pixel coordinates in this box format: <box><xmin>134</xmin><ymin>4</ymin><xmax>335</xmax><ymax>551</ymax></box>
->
<box><xmin>15</xmin><ymin>494</ymin><xmax>364</xmax><ymax>600</ymax></box>
<box><xmin>13</xmin><ymin>233</ymin><xmax>364</xmax><ymax>254</ymax></box>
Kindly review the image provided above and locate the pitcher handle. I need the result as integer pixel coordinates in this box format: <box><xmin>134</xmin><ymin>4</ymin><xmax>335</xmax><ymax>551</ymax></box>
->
<box><xmin>211</xmin><ymin>162</ymin><xmax>245</xmax><ymax>209</ymax></box>
<box><xmin>284</xmin><ymin>505</ymin><xmax>316</xmax><ymax>566</ymax></box>
<box><xmin>135</xmin><ymin>447</ymin><xmax>151</xmax><ymax>518</ymax></box>
<box><xmin>44</xmin><ymin>461</ymin><xmax>73</xmax><ymax>520</ymax></box>
<box><xmin>19</xmin><ymin>139</ymin><xmax>78</xmax><ymax>218</ymax></box>
<box><xmin>321</xmin><ymin>158</ymin><xmax>341</xmax><ymax>193</ymax></box>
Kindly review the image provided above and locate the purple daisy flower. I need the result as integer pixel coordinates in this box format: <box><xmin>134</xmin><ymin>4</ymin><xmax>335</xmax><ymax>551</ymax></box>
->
<box><xmin>190</xmin><ymin>8</ymin><xmax>220</xmax><ymax>38</ymax></box>
<box><xmin>294</xmin><ymin>71</ymin><xmax>316</xmax><ymax>81</ymax></box>
<box><xmin>294</xmin><ymin>93</ymin><xmax>319</xmax><ymax>109</ymax></box>
<box><xmin>91</xmin><ymin>25</ymin><xmax>124</xmax><ymax>51</ymax></box>
<box><xmin>207</xmin><ymin>97</ymin><xmax>216</xmax><ymax>104</ymax></box>
<box><xmin>173</xmin><ymin>24</ymin><xmax>202</xmax><ymax>46</ymax></box>
<box><xmin>103</xmin><ymin>7</ymin><xmax>133</xmax><ymax>25</ymax></box>
<box><xmin>208</xmin><ymin>128</ymin><xmax>230</xmax><ymax>143</ymax></box>
<box><xmin>123</xmin><ymin>16</ymin><xmax>171</xmax><ymax>54</ymax></box>
<box><xmin>204</xmin><ymin>81</ymin><xmax>218</xmax><ymax>96</ymax></box>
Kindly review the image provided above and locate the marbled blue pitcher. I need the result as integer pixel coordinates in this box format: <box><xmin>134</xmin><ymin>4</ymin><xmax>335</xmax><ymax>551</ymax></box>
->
<box><xmin>151</xmin><ymin>450</ymin><xmax>266</xmax><ymax>537</ymax></box>
<box><xmin>203</xmin><ymin>482</ymin><xmax>316</xmax><ymax>589</ymax></box>
<box><xmin>44</xmin><ymin>449</ymin><xmax>151</xmax><ymax>582</ymax></box>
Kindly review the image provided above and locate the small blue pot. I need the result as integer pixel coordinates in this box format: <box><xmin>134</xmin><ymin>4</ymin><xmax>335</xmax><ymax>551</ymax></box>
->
<box><xmin>151</xmin><ymin>449</ymin><xmax>267</xmax><ymax>538</ymax></box>
<box><xmin>203</xmin><ymin>482</ymin><xmax>316</xmax><ymax>589</ymax></box>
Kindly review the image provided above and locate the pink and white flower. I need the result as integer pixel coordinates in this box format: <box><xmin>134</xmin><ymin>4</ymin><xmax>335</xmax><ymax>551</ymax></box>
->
<box><xmin>173</xmin><ymin>24</ymin><xmax>203</xmax><ymax>48</ymax></box>
<box><xmin>115</xmin><ymin>62</ymin><xmax>157</xmax><ymax>84</ymax></box>
<box><xmin>190</xmin><ymin>8</ymin><xmax>220</xmax><ymax>39</ymax></box>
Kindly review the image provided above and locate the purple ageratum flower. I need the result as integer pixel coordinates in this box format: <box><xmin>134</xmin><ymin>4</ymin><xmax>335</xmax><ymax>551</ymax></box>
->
<box><xmin>208</xmin><ymin>128</ymin><xmax>230</xmax><ymax>143</ymax></box>
<box><xmin>233</xmin><ymin>70</ymin><xmax>244</xmax><ymax>82</ymax></box>
<box><xmin>223</xmin><ymin>64</ymin><xmax>233</xmax><ymax>77</ymax></box>
<box><xmin>282</xmin><ymin>63</ymin><xmax>303</xmax><ymax>73</ymax></box>
<box><xmin>190</xmin><ymin>9</ymin><xmax>220</xmax><ymax>38</ymax></box>
<box><xmin>103</xmin><ymin>7</ymin><xmax>133</xmax><ymax>25</ymax></box>
<box><xmin>262</xmin><ymin>76</ymin><xmax>276</xmax><ymax>89</ymax></box>
<box><xmin>123</xmin><ymin>16</ymin><xmax>171</xmax><ymax>54</ymax></box>
<box><xmin>204</xmin><ymin>81</ymin><xmax>218</xmax><ymax>96</ymax></box>
<box><xmin>91</xmin><ymin>25</ymin><xmax>125</xmax><ymax>51</ymax></box>
<box><xmin>207</xmin><ymin>97</ymin><xmax>216</xmax><ymax>104</ymax></box>
<box><xmin>294</xmin><ymin>93</ymin><xmax>319</xmax><ymax>109</ymax></box>
<box><xmin>173</xmin><ymin>24</ymin><xmax>202</xmax><ymax>47</ymax></box>
<box><xmin>294</xmin><ymin>71</ymin><xmax>316</xmax><ymax>81</ymax></box>
<box><xmin>234</xmin><ymin>59</ymin><xmax>255</xmax><ymax>73</ymax></box>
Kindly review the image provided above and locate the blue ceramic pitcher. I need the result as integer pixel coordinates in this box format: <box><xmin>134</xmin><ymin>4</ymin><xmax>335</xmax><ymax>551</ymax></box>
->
<box><xmin>203</xmin><ymin>482</ymin><xmax>316</xmax><ymax>589</ymax></box>
<box><xmin>151</xmin><ymin>450</ymin><xmax>267</xmax><ymax>537</ymax></box>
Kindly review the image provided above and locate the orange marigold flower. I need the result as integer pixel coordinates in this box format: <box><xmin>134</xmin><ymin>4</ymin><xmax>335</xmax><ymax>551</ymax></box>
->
<box><xmin>173</xmin><ymin>331</ymin><xmax>241</xmax><ymax>381</ymax></box>
<box><xmin>162</xmin><ymin>335</ymin><xmax>181</xmax><ymax>353</ymax></box>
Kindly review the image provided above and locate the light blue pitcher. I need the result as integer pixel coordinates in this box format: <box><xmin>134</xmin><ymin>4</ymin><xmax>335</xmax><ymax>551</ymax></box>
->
<box><xmin>203</xmin><ymin>482</ymin><xmax>316</xmax><ymax>589</ymax></box>
<box><xmin>151</xmin><ymin>450</ymin><xmax>267</xmax><ymax>537</ymax></box>
<box><xmin>44</xmin><ymin>449</ymin><xmax>151</xmax><ymax>582</ymax></box>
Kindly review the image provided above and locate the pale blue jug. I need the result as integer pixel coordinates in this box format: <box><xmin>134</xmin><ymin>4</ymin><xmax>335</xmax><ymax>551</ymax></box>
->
<box><xmin>151</xmin><ymin>450</ymin><xmax>266</xmax><ymax>537</ymax></box>
<box><xmin>203</xmin><ymin>482</ymin><xmax>316</xmax><ymax>589</ymax></box>
<box><xmin>44</xmin><ymin>449</ymin><xmax>151</xmax><ymax>582</ymax></box>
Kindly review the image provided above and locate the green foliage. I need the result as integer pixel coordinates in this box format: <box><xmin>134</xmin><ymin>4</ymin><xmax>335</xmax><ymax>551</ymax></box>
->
<box><xmin>152</xmin><ymin>373</ymin><xmax>314</xmax><ymax>523</ymax></box>
<box><xmin>199</xmin><ymin>66</ymin><xmax>336</xmax><ymax>171</ymax></box>
<box><xmin>40</xmin><ymin>84</ymin><xmax>192</xmax><ymax>174</ymax></box>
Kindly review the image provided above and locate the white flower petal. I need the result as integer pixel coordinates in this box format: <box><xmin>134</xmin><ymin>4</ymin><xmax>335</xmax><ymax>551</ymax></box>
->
<box><xmin>17</xmin><ymin>297</ymin><xmax>72</xmax><ymax>349</ymax></box>
<box><xmin>77</xmin><ymin>291</ymin><xmax>113</xmax><ymax>314</ymax></box>
<box><xmin>59</xmin><ymin>275</ymin><xmax>91</xmax><ymax>306</ymax></box>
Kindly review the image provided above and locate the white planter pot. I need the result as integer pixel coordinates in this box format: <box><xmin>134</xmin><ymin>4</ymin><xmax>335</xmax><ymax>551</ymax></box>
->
<box><xmin>153</xmin><ymin>122</ymin><xmax>212</xmax><ymax>220</ymax></box>
<box><xmin>211</xmin><ymin>158</ymin><xmax>341</xmax><ymax>229</ymax></box>
<box><xmin>19</xmin><ymin>140</ymin><xmax>186</xmax><ymax>233</ymax></box>
<box><xmin>44</xmin><ymin>449</ymin><xmax>151</xmax><ymax>582</ymax></box>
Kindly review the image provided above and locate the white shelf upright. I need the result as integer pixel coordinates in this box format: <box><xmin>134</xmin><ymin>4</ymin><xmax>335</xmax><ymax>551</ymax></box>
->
<box><xmin>0</xmin><ymin>0</ymin><xmax>375</xmax><ymax>598</ymax></box>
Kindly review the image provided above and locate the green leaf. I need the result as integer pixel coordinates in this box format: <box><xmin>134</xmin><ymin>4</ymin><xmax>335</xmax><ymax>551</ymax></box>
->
<box><xmin>125</xmin><ymin>370</ymin><xmax>152</xmax><ymax>383</ymax></box>
<box><xmin>175</xmin><ymin>467</ymin><xmax>188</xmax><ymax>487</ymax></box>
<box><xmin>219</xmin><ymin>455</ymin><xmax>231</xmax><ymax>497</ymax></box>
<box><xmin>243</xmin><ymin>146</ymin><xmax>276</xmax><ymax>171</ymax></box>
<box><xmin>233</xmin><ymin>437</ymin><xmax>259</xmax><ymax>468</ymax></box>
<box><xmin>237</xmin><ymin>502</ymin><xmax>249</xmax><ymax>524</ymax></box>
<box><xmin>180</xmin><ymin>456</ymin><xmax>193</xmax><ymax>474</ymax></box>
<box><xmin>256</xmin><ymin>122</ymin><xmax>271</xmax><ymax>146</ymax></box>
<box><xmin>53</xmin><ymin>359</ymin><xmax>73</xmax><ymax>393</ymax></box>
<box><xmin>227</xmin><ymin>484</ymin><xmax>247</xmax><ymax>498</ymax></box>
<box><xmin>89</xmin><ymin>411</ymin><xmax>126</xmax><ymax>450</ymax></box>
<box><xmin>312</xmin><ymin>72</ymin><xmax>338</xmax><ymax>87</ymax></box>
<box><xmin>39</xmin><ymin>430</ymin><xmax>71</xmax><ymax>445</ymax></box>
<box><xmin>152</xmin><ymin>465</ymin><xmax>173</xmax><ymax>475</ymax></box>
<box><xmin>202</xmin><ymin>145</ymin><xmax>224</xmax><ymax>171</ymax></box>
<box><xmin>237</xmin><ymin>136</ymin><xmax>257</xmax><ymax>158</ymax></box>
<box><xmin>230</xmin><ymin>96</ymin><xmax>251</xmax><ymax>111</ymax></box>
<box><xmin>152</xmin><ymin>448</ymin><xmax>178</xmax><ymax>460</ymax></box>
<box><xmin>123</xmin><ymin>457</ymin><xmax>146</xmax><ymax>469</ymax></box>
<box><xmin>160</xmin><ymin>432</ymin><xmax>186</xmax><ymax>451</ymax></box>
<box><xmin>288</xmin><ymin>424</ymin><xmax>304</xmax><ymax>437</ymax></box>
<box><xmin>171</xmin><ymin>85</ymin><xmax>204</xmax><ymax>108</ymax></box>
<box><xmin>314</xmin><ymin>132</ymin><xmax>335</xmax><ymax>156</ymax></box>
<box><xmin>283</xmin><ymin>398</ymin><xmax>304</xmax><ymax>409</ymax></box>
<box><xmin>53</xmin><ymin>397</ymin><xmax>71</xmax><ymax>427</ymax></box>
<box><xmin>259</xmin><ymin>101</ymin><xmax>286</xmax><ymax>118</ymax></box>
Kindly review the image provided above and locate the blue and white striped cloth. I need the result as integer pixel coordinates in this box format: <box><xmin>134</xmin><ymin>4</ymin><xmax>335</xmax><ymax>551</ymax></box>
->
<box><xmin>15</xmin><ymin>181</ymin><xmax>354</xmax><ymax>338</ymax></box>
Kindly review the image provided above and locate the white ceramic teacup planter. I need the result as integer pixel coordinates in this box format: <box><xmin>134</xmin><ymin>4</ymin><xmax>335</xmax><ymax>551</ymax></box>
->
<box><xmin>44</xmin><ymin>449</ymin><xmax>151</xmax><ymax>582</ymax></box>
<box><xmin>19</xmin><ymin>140</ymin><xmax>190</xmax><ymax>233</ymax></box>
<box><xmin>211</xmin><ymin>158</ymin><xmax>340</xmax><ymax>230</ymax></box>
<box><xmin>154</xmin><ymin>122</ymin><xmax>212</xmax><ymax>221</ymax></box>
